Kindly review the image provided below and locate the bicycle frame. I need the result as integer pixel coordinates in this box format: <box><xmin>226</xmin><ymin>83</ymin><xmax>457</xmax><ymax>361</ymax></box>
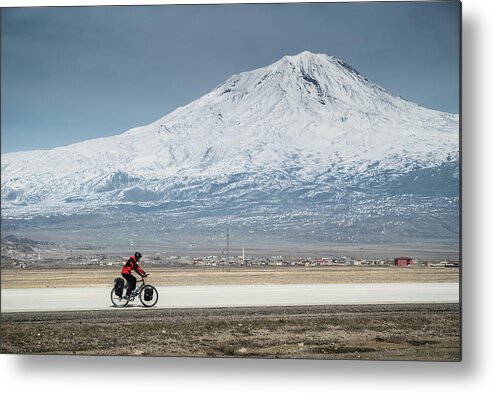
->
<box><xmin>133</xmin><ymin>277</ymin><xmax>146</xmax><ymax>295</ymax></box>
<box><xmin>125</xmin><ymin>276</ymin><xmax>147</xmax><ymax>300</ymax></box>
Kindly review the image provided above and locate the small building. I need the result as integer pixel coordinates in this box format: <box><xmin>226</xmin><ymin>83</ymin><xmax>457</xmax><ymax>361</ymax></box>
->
<box><xmin>394</xmin><ymin>256</ymin><xmax>413</xmax><ymax>267</ymax></box>
<box><xmin>311</xmin><ymin>259</ymin><xmax>331</xmax><ymax>266</ymax></box>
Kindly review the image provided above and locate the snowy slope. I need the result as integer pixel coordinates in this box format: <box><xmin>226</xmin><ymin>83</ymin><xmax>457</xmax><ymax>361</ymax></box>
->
<box><xmin>1</xmin><ymin>52</ymin><xmax>459</xmax><ymax>244</ymax></box>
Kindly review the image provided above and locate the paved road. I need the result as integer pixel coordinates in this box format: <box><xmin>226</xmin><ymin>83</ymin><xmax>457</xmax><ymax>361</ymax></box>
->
<box><xmin>1</xmin><ymin>283</ymin><xmax>459</xmax><ymax>313</ymax></box>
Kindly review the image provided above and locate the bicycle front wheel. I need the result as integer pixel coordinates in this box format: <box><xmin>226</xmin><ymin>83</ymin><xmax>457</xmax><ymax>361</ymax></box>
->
<box><xmin>139</xmin><ymin>284</ymin><xmax>159</xmax><ymax>307</ymax></box>
<box><xmin>110</xmin><ymin>288</ymin><xmax>129</xmax><ymax>308</ymax></box>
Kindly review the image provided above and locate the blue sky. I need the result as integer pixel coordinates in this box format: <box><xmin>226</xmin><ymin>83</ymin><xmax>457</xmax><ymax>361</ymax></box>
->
<box><xmin>1</xmin><ymin>1</ymin><xmax>460</xmax><ymax>153</ymax></box>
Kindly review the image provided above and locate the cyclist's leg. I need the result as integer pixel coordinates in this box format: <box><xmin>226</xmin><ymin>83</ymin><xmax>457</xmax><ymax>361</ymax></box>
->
<box><xmin>121</xmin><ymin>274</ymin><xmax>129</xmax><ymax>296</ymax></box>
<box><xmin>122</xmin><ymin>274</ymin><xmax>136</xmax><ymax>297</ymax></box>
<box><xmin>128</xmin><ymin>274</ymin><xmax>137</xmax><ymax>296</ymax></box>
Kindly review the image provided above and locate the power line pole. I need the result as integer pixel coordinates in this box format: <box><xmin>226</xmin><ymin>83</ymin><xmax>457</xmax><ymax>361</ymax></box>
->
<box><xmin>227</xmin><ymin>228</ymin><xmax>230</xmax><ymax>261</ymax></box>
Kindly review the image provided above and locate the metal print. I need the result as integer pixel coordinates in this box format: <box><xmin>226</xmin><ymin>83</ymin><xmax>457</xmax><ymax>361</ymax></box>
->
<box><xmin>0</xmin><ymin>1</ymin><xmax>461</xmax><ymax>360</ymax></box>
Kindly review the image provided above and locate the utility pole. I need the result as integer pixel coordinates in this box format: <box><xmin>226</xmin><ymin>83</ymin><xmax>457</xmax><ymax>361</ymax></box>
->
<box><xmin>226</xmin><ymin>228</ymin><xmax>230</xmax><ymax>261</ymax></box>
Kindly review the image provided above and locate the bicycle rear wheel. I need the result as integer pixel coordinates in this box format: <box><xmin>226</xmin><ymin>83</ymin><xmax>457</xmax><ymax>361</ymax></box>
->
<box><xmin>139</xmin><ymin>284</ymin><xmax>159</xmax><ymax>307</ymax></box>
<box><xmin>111</xmin><ymin>288</ymin><xmax>129</xmax><ymax>307</ymax></box>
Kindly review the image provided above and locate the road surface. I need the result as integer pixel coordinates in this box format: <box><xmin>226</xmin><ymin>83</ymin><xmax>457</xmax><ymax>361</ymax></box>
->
<box><xmin>1</xmin><ymin>283</ymin><xmax>459</xmax><ymax>313</ymax></box>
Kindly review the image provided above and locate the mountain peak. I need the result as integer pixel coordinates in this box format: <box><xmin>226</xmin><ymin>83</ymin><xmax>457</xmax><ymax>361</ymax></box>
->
<box><xmin>283</xmin><ymin>50</ymin><xmax>330</xmax><ymax>61</ymax></box>
<box><xmin>210</xmin><ymin>50</ymin><xmax>389</xmax><ymax>113</ymax></box>
<box><xmin>1</xmin><ymin>51</ymin><xmax>459</xmax><ymax>246</ymax></box>
<box><xmin>274</xmin><ymin>51</ymin><xmax>356</xmax><ymax>73</ymax></box>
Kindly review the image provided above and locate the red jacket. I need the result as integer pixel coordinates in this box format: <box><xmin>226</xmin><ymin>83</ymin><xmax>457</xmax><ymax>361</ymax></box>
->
<box><xmin>121</xmin><ymin>256</ymin><xmax>145</xmax><ymax>276</ymax></box>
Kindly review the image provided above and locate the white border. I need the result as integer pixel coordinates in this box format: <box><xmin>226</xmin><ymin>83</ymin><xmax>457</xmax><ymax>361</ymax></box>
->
<box><xmin>2</xmin><ymin>0</ymin><xmax>492</xmax><ymax>392</ymax></box>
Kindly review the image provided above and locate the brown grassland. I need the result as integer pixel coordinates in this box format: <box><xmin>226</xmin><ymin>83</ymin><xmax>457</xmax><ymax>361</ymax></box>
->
<box><xmin>1</xmin><ymin>304</ymin><xmax>460</xmax><ymax>361</ymax></box>
<box><xmin>1</xmin><ymin>265</ymin><xmax>459</xmax><ymax>289</ymax></box>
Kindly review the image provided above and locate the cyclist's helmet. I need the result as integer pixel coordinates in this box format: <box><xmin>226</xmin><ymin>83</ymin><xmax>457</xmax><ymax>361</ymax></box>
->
<box><xmin>135</xmin><ymin>252</ymin><xmax>142</xmax><ymax>260</ymax></box>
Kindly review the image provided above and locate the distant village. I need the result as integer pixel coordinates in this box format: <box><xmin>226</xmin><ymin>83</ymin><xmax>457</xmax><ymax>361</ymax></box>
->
<box><xmin>5</xmin><ymin>251</ymin><xmax>460</xmax><ymax>270</ymax></box>
<box><xmin>1</xmin><ymin>234</ymin><xmax>460</xmax><ymax>270</ymax></box>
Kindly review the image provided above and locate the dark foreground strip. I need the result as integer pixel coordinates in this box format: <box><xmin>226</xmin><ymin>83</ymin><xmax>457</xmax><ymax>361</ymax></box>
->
<box><xmin>1</xmin><ymin>303</ymin><xmax>459</xmax><ymax>323</ymax></box>
<box><xmin>1</xmin><ymin>303</ymin><xmax>460</xmax><ymax>361</ymax></box>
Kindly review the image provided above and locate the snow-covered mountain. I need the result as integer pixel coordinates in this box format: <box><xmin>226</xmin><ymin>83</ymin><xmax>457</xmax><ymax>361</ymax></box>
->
<box><xmin>1</xmin><ymin>51</ymin><xmax>459</xmax><ymax>246</ymax></box>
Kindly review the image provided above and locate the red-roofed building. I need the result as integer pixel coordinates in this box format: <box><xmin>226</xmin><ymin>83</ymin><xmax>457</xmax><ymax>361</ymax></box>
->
<box><xmin>394</xmin><ymin>257</ymin><xmax>413</xmax><ymax>267</ymax></box>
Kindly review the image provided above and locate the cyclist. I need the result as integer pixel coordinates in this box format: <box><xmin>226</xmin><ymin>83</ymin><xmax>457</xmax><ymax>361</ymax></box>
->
<box><xmin>121</xmin><ymin>252</ymin><xmax>147</xmax><ymax>299</ymax></box>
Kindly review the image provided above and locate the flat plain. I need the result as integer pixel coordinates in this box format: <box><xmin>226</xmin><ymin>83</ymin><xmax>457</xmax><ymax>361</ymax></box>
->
<box><xmin>1</xmin><ymin>266</ymin><xmax>460</xmax><ymax>360</ymax></box>
<box><xmin>1</xmin><ymin>266</ymin><xmax>459</xmax><ymax>289</ymax></box>
<box><xmin>0</xmin><ymin>304</ymin><xmax>460</xmax><ymax>360</ymax></box>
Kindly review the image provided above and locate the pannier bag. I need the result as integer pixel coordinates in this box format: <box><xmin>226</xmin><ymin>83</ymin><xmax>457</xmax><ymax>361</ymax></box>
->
<box><xmin>144</xmin><ymin>286</ymin><xmax>153</xmax><ymax>301</ymax></box>
<box><xmin>114</xmin><ymin>278</ymin><xmax>125</xmax><ymax>298</ymax></box>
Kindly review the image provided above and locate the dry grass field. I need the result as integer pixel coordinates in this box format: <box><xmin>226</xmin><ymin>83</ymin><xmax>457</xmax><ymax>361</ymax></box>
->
<box><xmin>0</xmin><ymin>304</ymin><xmax>460</xmax><ymax>361</ymax></box>
<box><xmin>1</xmin><ymin>266</ymin><xmax>459</xmax><ymax>289</ymax></box>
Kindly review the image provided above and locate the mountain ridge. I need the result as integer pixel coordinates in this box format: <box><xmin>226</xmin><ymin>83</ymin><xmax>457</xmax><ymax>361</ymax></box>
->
<box><xmin>1</xmin><ymin>51</ymin><xmax>459</xmax><ymax>247</ymax></box>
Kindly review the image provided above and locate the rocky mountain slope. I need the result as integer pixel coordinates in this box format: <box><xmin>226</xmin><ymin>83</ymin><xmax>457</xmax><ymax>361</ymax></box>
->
<box><xmin>1</xmin><ymin>51</ymin><xmax>459</xmax><ymax>246</ymax></box>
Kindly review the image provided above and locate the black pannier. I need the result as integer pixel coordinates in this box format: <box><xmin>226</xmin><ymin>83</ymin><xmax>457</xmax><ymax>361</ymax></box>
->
<box><xmin>144</xmin><ymin>286</ymin><xmax>153</xmax><ymax>301</ymax></box>
<box><xmin>114</xmin><ymin>278</ymin><xmax>125</xmax><ymax>298</ymax></box>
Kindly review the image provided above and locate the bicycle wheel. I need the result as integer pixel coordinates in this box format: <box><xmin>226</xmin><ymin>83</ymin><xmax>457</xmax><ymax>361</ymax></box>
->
<box><xmin>139</xmin><ymin>284</ymin><xmax>159</xmax><ymax>307</ymax></box>
<box><xmin>110</xmin><ymin>287</ymin><xmax>129</xmax><ymax>308</ymax></box>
